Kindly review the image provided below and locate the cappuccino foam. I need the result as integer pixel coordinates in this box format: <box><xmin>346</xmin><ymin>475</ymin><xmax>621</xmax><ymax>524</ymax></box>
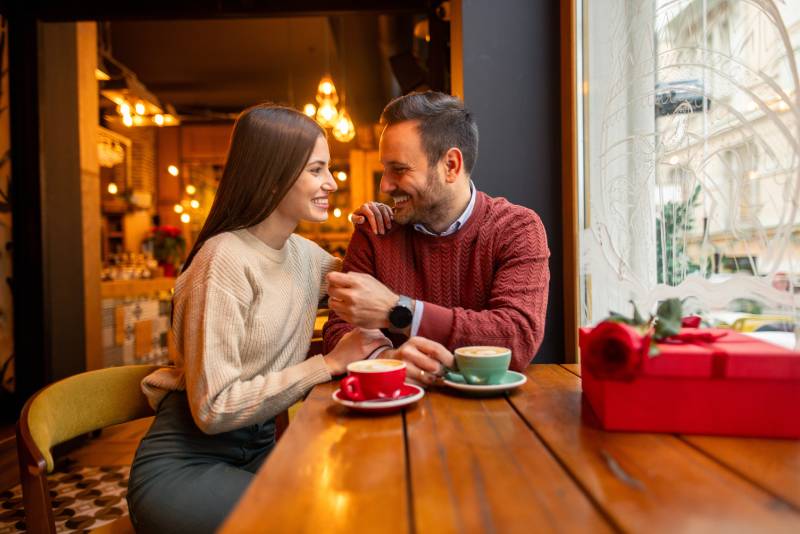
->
<box><xmin>348</xmin><ymin>359</ymin><xmax>405</xmax><ymax>373</ymax></box>
<box><xmin>456</xmin><ymin>346</ymin><xmax>510</xmax><ymax>357</ymax></box>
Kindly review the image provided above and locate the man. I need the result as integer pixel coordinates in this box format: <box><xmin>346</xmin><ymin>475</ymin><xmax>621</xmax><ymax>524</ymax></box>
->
<box><xmin>323</xmin><ymin>91</ymin><xmax>550</xmax><ymax>384</ymax></box>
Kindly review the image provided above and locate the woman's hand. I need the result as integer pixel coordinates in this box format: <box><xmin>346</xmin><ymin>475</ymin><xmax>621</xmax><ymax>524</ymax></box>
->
<box><xmin>323</xmin><ymin>328</ymin><xmax>391</xmax><ymax>376</ymax></box>
<box><xmin>351</xmin><ymin>202</ymin><xmax>393</xmax><ymax>235</ymax></box>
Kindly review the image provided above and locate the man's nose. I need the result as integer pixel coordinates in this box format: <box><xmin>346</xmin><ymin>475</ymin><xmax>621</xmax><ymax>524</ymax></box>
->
<box><xmin>380</xmin><ymin>174</ymin><xmax>395</xmax><ymax>194</ymax></box>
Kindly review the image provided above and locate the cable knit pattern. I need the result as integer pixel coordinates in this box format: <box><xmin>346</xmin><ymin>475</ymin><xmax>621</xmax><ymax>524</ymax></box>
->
<box><xmin>141</xmin><ymin>229</ymin><xmax>340</xmax><ymax>434</ymax></box>
<box><xmin>323</xmin><ymin>191</ymin><xmax>550</xmax><ymax>371</ymax></box>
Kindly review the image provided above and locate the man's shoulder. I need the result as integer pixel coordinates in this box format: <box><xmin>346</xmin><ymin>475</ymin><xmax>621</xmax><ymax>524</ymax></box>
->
<box><xmin>478</xmin><ymin>191</ymin><xmax>544</xmax><ymax>229</ymax></box>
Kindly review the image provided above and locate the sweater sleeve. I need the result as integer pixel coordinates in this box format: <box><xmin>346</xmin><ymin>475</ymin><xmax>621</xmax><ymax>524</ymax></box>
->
<box><xmin>417</xmin><ymin>210</ymin><xmax>550</xmax><ymax>371</ymax></box>
<box><xmin>322</xmin><ymin>225</ymin><xmax>374</xmax><ymax>354</ymax></box>
<box><xmin>180</xmin><ymin>280</ymin><xmax>331</xmax><ymax>434</ymax></box>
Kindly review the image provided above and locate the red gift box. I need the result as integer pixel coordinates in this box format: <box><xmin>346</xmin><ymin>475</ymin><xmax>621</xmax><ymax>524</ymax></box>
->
<box><xmin>579</xmin><ymin>326</ymin><xmax>800</xmax><ymax>438</ymax></box>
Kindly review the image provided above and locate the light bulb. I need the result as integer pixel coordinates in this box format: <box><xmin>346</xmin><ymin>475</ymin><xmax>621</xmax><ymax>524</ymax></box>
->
<box><xmin>316</xmin><ymin>100</ymin><xmax>338</xmax><ymax>128</ymax></box>
<box><xmin>333</xmin><ymin>208</ymin><xmax>342</xmax><ymax>218</ymax></box>
<box><xmin>168</xmin><ymin>165</ymin><xmax>179</xmax><ymax>176</ymax></box>
<box><xmin>186</xmin><ymin>184</ymin><xmax>197</xmax><ymax>195</ymax></box>
<box><xmin>336</xmin><ymin>171</ymin><xmax>347</xmax><ymax>182</ymax></box>
<box><xmin>190</xmin><ymin>199</ymin><xmax>200</xmax><ymax>209</ymax></box>
<box><xmin>135</xmin><ymin>101</ymin><xmax>146</xmax><ymax>115</ymax></box>
<box><xmin>173</xmin><ymin>204</ymin><xmax>184</xmax><ymax>214</ymax></box>
<box><xmin>119</xmin><ymin>102</ymin><xmax>131</xmax><ymax>116</ymax></box>
<box><xmin>315</xmin><ymin>76</ymin><xmax>338</xmax><ymax>105</ymax></box>
<box><xmin>180</xmin><ymin>213</ymin><xmax>191</xmax><ymax>224</ymax></box>
<box><xmin>154</xmin><ymin>114</ymin><xmax>165</xmax><ymax>126</ymax></box>
<box><xmin>122</xmin><ymin>115</ymin><xmax>133</xmax><ymax>127</ymax></box>
<box><xmin>303</xmin><ymin>103</ymin><xmax>316</xmax><ymax>117</ymax></box>
<box><xmin>332</xmin><ymin>108</ymin><xmax>356</xmax><ymax>143</ymax></box>
<box><xmin>133</xmin><ymin>115</ymin><xmax>143</xmax><ymax>126</ymax></box>
<box><xmin>107</xmin><ymin>182</ymin><xmax>118</xmax><ymax>195</ymax></box>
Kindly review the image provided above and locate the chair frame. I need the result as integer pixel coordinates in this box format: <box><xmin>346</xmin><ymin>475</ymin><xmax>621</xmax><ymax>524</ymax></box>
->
<box><xmin>16</xmin><ymin>388</ymin><xmax>59</xmax><ymax>534</ymax></box>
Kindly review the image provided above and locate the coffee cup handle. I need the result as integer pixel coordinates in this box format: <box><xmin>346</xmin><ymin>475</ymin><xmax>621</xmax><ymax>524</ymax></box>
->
<box><xmin>340</xmin><ymin>376</ymin><xmax>365</xmax><ymax>402</ymax></box>
<box><xmin>444</xmin><ymin>370</ymin><xmax>462</xmax><ymax>381</ymax></box>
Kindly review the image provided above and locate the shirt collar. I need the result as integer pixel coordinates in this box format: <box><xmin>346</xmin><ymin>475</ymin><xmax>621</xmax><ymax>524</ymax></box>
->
<box><xmin>414</xmin><ymin>181</ymin><xmax>476</xmax><ymax>237</ymax></box>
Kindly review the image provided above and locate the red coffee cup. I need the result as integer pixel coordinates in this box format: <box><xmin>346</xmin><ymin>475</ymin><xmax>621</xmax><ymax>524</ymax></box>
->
<box><xmin>339</xmin><ymin>359</ymin><xmax>407</xmax><ymax>401</ymax></box>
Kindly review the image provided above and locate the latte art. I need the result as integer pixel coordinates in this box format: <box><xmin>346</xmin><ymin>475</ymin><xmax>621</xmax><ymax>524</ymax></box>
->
<box><xmin>348</xmin><ymin>359</ymin><xmax>406</xmax><ymax>373</ymax></box>
<box><xmin>456</xmin><ymin>346</ymin><xmax>510</xmax><ymax>357</ymax></box>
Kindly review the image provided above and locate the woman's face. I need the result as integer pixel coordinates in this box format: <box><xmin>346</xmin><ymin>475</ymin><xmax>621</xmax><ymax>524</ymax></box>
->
<box><xmin>276</xmin><ymin>135</ymin><xmax>337</xmax><ymax>224</ymax></box>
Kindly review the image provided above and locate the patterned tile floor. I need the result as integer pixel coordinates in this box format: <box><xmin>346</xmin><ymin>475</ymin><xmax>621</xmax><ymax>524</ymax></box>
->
<box><xmin>0</xmin><ymin>463</ymin><xmax>130</xmax><ymax>533</ymax></box>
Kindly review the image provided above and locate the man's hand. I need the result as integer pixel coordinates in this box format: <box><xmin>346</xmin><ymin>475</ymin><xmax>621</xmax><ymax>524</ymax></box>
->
<box><xmin>327</xmin><ymin>271</ymin><xmax>398</xmax><ymax>329</ymax></box>
<box><xmin>351</xmin><ymin>201</ymin><xmax>393</xmax><ymax>235</ymax></box>
<box><xmin>380</xmin><ymin>337</ymin><xmax>454</xmax><ymax>386</ymax></box>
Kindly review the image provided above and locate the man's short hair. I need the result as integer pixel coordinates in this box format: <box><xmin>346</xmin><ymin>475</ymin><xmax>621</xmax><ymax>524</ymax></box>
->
<box><xmin>380</xmin><ymin>91</ymin><xmax>479</xmax><ymax>175</ymax></box>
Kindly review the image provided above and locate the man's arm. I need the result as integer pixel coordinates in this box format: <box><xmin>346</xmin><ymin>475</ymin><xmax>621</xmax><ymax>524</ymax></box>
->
<box><xmin>322</xmin><ymin>225</ymin><xmax>376</xmax><ymax>354</ymax></box>
<box><xmin>417</xmin><ymin>210</ymin><xmax>550</xmax><ymax>371</ymax></box>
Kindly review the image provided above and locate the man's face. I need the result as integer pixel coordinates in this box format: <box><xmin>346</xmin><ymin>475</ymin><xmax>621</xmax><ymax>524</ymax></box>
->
<box><xmin>378</xmin><ymin>121</ymin><xmax>450</xmax><ymax>227</ymax></box>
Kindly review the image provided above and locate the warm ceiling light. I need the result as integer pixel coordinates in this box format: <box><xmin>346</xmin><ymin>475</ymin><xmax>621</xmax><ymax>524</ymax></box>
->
<box><xmin>133</xmin><ymin>115</ymin><xmax>144</xmax><ymax>125</ymax></box>
<box><xmin>165</xmin><ymin>115</ymin><xmax>175</xmax><ymax>124</ymax></box>
<box><xmin>107</xmin><ymin>182</ymin><xmax>118</xmax><ymax>195</ymax></box>
<box><xmin>122</xmin><ymin>115</ymin><xmax>133</xmax><ymax>127</ymax></box>
<box><xmin>316</xmin><ymin>100</ymin><xmax>338</xmax><ymax>129</ymax></box>
<box><xmin>316</xmin><ymin>76</ymin><xmax>339</xmax><ymax>105</ymax></box>
<box><xmin>173</xmin><ymin>203</ymin><xmax>184</xmax><ymax>214</ymax></box>
<box><xmin>168</xmin><ymin>165</ymin><xmax>179</xmax><ymax>176</ymax></box>
<box><xmin>186</xmin><ymin>184</ymin><xmax>197</xmax><ymax>195</ymax></box>
<box><xmin>154</xmin><ymin>114</ymin><xmax>165</xmax><ymax>126</ymax></box>
<box><xmin>333</xmin><ymin>208</ymin><xmax>342</xmax><ymax>218</ymax></box>
<box><xmin>118</xmin><ymin>102</ymin><xmax>131</xmax><ymax>116</ymax></box>
<box><xmin>303</xmin><ymin>103</ymin><xmax>317</xmax><ymax>117</ymax></box>
<box><xmin>134</xmin><ymin>101</ymin><xmax>146</xmax><ymax>115</ymax></box>
<box><xmin>332</xmin><ymin>108</ymin><xmax>356</xmax><ymax>143</ymax></box>
<box><xmin>180</xmin><ymin>213</ymin><xmax>191</xmax><ymax>224</ymax></box>
<box><xmin>336</xmin><ymin>171</ymin><xmax>347</xmax><ymax>182</ymax></box>
<box><xmin>190</xmin><ymin>199</ymin><xmax>200</xmax><ymax>209</ymax></box>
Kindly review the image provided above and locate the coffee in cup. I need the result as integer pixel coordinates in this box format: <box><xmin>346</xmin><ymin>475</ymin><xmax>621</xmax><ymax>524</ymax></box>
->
<box><xmin>339</xmin><ymin>359</ymin><xmax>407</xmax><ymax>401</ymax></box>
<box><xmin>449</xmin><ymin>346</ymin><xmax>511</xmax><ymax>385</ymax></box>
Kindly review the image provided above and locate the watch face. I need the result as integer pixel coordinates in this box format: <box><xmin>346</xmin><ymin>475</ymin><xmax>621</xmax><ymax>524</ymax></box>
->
<box><xmin>390</xmin><ymin>305</ymin><xmax>413</xmax><ymax>329</ymax></box>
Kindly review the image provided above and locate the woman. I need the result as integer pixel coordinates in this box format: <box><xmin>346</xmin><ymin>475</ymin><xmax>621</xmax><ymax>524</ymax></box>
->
<box><xmin>126</xmin><ymin>104</ymin><xmax>388</xmax><ymax>533</ymax></box>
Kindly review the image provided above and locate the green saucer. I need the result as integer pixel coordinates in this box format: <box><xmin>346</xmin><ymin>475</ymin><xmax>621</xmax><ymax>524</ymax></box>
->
<box><xmin>442</xmin><ymin>370</ymin><xmax>527</xmax><ymax>394</ymax></box>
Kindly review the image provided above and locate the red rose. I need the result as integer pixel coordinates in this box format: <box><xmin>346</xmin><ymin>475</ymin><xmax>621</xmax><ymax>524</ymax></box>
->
<box><xmin>582</xmin><ymin>321</ymin><xmax>649</xmax><ymax>380</ymax></box>
<box><xmin>681</xmin><ymin>315</ymin><xmax>702</xmax><ymax>328</ymax></box>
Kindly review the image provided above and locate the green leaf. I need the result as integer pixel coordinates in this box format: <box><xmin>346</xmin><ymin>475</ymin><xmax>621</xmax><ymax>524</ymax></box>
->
<box><xmin>607</xmin><ymin>311</ymin><xmax>634</xmax><ymax>325</ymax></box>
<box><xmin>656</xmin><ymin>298</ymin><xmax>682</xmax><ymax>324</ymax></box>
<box><xmin>648</xmin><ymin>344</ymin><xmax>660</xmax><ymax>357</ymax></box>
<box><xmin>654</xmin><ymin>316</ymin><xmax>681</xmax><ymax>340</ymax></box>
<box><xmin>630</xmin><ymin>300</ymin><xmax>645</xmax><ymax>325</ymax></box>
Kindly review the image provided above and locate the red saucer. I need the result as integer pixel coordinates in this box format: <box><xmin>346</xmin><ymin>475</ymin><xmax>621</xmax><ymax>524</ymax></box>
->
<box><xmin>332</xmin><ymin>383</ymin><xmax>424</xmax><ymax>413</ymax></box>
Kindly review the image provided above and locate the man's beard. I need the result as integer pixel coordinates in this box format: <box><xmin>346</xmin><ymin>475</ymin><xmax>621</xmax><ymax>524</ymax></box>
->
<box><xmin>393</xmin><ymin>168</ymin><xmax>452</xmax><ymax>229</ymax></box>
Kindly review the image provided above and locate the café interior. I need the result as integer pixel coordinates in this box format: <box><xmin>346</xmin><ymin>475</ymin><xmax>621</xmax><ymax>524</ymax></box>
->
<box><xmin>1</xmin><ymin>1</ymin><xmax>799</xmax><ymax>533</ymax></box>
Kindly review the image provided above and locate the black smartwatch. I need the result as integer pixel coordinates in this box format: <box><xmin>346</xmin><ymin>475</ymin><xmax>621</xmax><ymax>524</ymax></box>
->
<box><xmin>388</xmin><ymin>295</ymin><xmax>414</xmax><ymax>332</ymax></box>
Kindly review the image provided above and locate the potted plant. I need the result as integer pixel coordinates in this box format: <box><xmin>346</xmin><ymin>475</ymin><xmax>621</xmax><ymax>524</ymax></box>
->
<box><xmin>145</xmin><ymin>225</ymin><xmax>186</xmax><ymax>277</ymax></box>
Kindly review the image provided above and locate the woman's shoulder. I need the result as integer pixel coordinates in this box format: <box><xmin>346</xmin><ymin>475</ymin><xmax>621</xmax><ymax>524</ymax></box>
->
<box><xmin>177</xmin><ymin>232</ymin><xmax>254</xmax><ymax>297</ymax></box>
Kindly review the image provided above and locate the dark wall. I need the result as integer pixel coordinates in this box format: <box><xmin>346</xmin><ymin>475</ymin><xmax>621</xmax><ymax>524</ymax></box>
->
<box><xmin>460</xmin><ymin>0</ymin><xmax>564</xmax><ymax>363</ymax></box>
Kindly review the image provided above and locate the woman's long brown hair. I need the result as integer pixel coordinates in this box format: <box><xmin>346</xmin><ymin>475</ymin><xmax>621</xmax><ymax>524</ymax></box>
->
<box><xmin>181</xmin><ymin>104</ymin><xmax>325</xmax><ymax>273</ymax></box>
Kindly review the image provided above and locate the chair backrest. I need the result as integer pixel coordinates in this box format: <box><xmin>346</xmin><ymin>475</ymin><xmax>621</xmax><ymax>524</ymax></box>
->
<box><xmin>22</xmin><ymin>364</ymin><xmax>161</xmax><ymax>472</ymax></box>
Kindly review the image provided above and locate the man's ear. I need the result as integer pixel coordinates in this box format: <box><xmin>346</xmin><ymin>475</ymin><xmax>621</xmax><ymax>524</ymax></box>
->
<box><xmin>443</xmin><ymin>147</ymin><xmax>464</xmax><ymax>183</ymax></box>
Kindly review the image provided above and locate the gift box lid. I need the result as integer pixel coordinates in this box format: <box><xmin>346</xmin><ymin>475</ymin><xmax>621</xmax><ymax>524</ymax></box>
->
<box><xmin>640</xmin><ymin>328</ymin><xmax>800</xmax><ymax>380</ymax></box>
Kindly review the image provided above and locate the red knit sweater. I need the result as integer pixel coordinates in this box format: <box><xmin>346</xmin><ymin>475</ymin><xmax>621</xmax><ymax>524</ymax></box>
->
<box><xmin>322</xmin><ymin>191</ymin><xmax>550</xmax><ymax>371</ymax></box>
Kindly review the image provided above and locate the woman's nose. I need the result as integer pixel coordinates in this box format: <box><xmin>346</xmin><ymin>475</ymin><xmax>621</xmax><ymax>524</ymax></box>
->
<box><xmin>322</xmin><ymin>170</ymin><xmax>338</xmax><ymax>192</ymax></box>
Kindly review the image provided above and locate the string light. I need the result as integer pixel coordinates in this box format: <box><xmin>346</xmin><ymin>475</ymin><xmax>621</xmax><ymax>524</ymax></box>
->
<box><xmin>154</xmin><ymin>114</ymin><xmax>165</xmax><ymax>126</ymax></box>
<box><xmin>173</xmin><ymin>204</ymin><xmax>184</xmax><ymax>214</ymax></box>
<box><xmin>303</xmin><ymin>103</ymin><xmax>316</xmax><ymax>117</ymax></box>
<box><xmin>168</xmin><ymin>165</ymin><xmax>179</xmax><ymax>176</ymax></box>
<box><xmin>122</xmin><ymin>115</ymin><xmax>133</xmax><ymax>127</ymax></box>
<box><xmin>134</xmin><ymin>101</ymin><xmax>146</xmax><ymax>115</ymax></box>
<box><xmin>180</xmin><ymin>213</ymin><xmax>191</xmax><ymax>224</ymax></box>
<box><xmin>107</xmin><ymin>183</ymin><xmax>118</xmax><ymax>195</ymax></box>
<box><xmin>336</xmin><ymin>171</ymin><xmax>347</xmax><ymax>182</ymax></box>
<box><xmin>186</xmin><ymin>184</ymin><xmax>197</xmax><ymax>195</ymax></box>
<box><xmin>190</xmin><ymin>199</ymin><xmax>200</xmax><ymax>209</ymax></box>
<box><xmin>333</xmin><ymin>208</ymin><xmax>342</xmax><ymax>218</ymax></box>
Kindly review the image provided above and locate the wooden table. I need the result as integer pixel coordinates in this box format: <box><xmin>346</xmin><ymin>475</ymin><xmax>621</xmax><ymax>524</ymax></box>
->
<box><xmin>220</xmin><ymin>364</ymin><xmax>800</xmax><ymax>533</ymax></box>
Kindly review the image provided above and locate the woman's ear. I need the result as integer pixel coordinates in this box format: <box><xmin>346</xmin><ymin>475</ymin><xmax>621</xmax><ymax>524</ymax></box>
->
<box><xmin>443</xmin><ymin>147</ymin><xmax>464</xmax><ymax>183</ymax></box>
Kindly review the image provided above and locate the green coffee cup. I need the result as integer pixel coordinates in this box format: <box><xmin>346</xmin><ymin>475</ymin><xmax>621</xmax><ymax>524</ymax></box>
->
<box><xmin>446</xmin><ymin>346</ymin><xmax>512</xmax><ymax>385</ymax></box>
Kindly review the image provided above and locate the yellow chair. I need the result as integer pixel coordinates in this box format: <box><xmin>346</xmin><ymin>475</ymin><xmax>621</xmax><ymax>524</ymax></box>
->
<box><xmin>16</xmin><ymin>364</ymin><xmax>161</xmax><ymax>534</ymax></box>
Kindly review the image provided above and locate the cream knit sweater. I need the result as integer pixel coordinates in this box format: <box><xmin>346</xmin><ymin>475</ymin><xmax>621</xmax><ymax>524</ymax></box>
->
<box><xmin>141</xmin><ymin>229</ymin><xmax>340</xmax><ymax>434</ymax></box>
